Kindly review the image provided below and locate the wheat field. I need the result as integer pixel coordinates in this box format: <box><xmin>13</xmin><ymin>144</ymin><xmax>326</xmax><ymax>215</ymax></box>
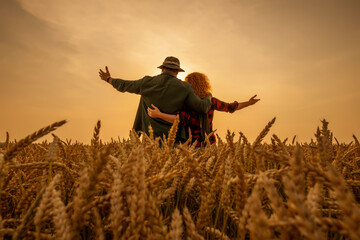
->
<box><xmin>0</xmin><ymin>118</ymin><xmax>359</xmax><ymax>240</ymax></box>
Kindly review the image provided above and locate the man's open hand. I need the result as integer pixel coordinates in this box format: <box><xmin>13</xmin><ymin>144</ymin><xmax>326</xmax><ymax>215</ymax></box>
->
<box><xmin>99</xmin><ymin>66</ymin><xmax>112</xmax><ymax>82</ymax></box>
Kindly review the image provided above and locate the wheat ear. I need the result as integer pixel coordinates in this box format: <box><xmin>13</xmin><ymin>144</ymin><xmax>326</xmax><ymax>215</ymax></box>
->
<box><xmin>91</xmin><ymin>120</ymin><xmax>101</xmax><ymax>146</ymax></box>
<box><xmin>169</xmin><ymin>208</ymin><xmax>183</xmax><ymax>240</ymax></box>
<box><xmin>183</xmin><ymin>207</ymin><xmax>204</xmax><ymax>240</ymax></box>
<box><xmin>252</xmin><ymin>117</ymin><xmax>276</xmax><ymax>148</ymax></box>
<box><xmin>168</xmin><ymin>115</ymin><xmax>180</xmax><ymax>148</ymax></box>
<box><xmin>4</xmin><ymin>120</ymin><xmax>67</xmax><ymax>162</ymax></box>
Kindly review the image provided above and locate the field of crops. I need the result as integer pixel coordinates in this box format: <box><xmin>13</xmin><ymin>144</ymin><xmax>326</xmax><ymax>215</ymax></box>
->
<box><xmin>0</xmin><ymin>118</ymin><xmax>359</xmax><ymax>240</ymax></box>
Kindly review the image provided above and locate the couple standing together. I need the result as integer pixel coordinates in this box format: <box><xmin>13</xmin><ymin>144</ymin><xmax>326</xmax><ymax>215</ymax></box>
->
<box><xmin>99</xmin><ymin>56</ymin><xmax>259</xmax><ymax>147</ymax></box>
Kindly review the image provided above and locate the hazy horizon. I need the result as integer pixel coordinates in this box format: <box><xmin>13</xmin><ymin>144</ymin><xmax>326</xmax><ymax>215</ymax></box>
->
<box><xmin>1</xmin><ymin>0</ymin><xmax>359</xmax><ymax>144</ymax></box>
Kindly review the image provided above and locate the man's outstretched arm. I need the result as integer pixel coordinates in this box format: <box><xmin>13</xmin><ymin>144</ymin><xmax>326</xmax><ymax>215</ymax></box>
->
<box><xmin>99</xmin><ymin>66</ymin><xmax>144</xmax><ymax>94</ymax></box>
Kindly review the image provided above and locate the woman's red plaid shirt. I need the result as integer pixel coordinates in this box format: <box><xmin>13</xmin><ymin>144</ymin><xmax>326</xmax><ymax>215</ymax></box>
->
<box><xmin>179</xmin><ymin>97</ymin><xmax>239</xmax><ymax>147</ymax></box>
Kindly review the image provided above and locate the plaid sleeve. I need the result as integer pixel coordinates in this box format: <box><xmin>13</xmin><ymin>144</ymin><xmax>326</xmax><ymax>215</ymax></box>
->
<box><xmin>179</xmin><ymin>109</ymin><xmax>191</xmax><ymax>126</ymax></box>
<box><xmin>211</xmin><ymin>97</ymin><xmax>239</xmax><ymax>113</ymax></box>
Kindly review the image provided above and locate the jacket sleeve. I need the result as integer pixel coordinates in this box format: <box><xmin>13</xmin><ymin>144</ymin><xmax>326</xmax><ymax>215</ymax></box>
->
<box><xmin>184</xmin><ymin>84</ymin><xmax>211</xmax><ymax>113</ymax></box>
<box><xmin>111</xmin><ymin>77</ymin><xmax>148</xmax><ymax>94</ymax></box>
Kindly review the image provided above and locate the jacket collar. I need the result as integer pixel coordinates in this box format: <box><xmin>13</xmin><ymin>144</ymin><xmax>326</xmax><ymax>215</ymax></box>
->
<box><xmin>160</xmin><ymin>70</ymin><xmax>177</xmax><ymax>77</ymax></box>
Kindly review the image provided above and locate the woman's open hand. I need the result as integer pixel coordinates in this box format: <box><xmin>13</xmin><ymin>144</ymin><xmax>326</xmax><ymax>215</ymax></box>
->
<box><xmin>236</xmin><ymin>95</ymin><xmax>260</xmax><ymax>110</ymax></box>
<box><xmin>248</xmin><ymin>94</ymin><xmax>260</xmax><ymax>105</ymax></box>
<box><xmin>147</xmin><ymin>104</ymin><xmax>161</xmax><ymax>118</ymax></box>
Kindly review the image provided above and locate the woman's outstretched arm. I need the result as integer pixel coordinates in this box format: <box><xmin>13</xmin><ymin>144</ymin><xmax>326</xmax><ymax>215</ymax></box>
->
<box><xmin>213</xmin><ymin>95</ymin><xmax>260</xmax><ymax>112</ymax></box>
<box><xmin>147</xmin><ymin>104</ymin><xmax>177</xmax><ymax>124</ymax></box>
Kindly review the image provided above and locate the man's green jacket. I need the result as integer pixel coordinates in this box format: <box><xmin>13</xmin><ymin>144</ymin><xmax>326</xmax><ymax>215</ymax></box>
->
<box><xmin>111</xmin><ymin>71</ymin><xmax>211</xmax><ymax>138</ymax></box>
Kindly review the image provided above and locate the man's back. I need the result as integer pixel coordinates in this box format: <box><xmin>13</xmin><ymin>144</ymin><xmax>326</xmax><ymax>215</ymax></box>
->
<box><xmin>141</xmin><ymin>71</ymin><xmax>191</xmax><ymax>114</ymax></box>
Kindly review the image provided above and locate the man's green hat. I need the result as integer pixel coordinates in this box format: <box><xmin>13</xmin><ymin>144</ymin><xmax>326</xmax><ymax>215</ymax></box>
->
<box><xmin>158</xmin><ymin>56</ymin><xmax>185</xmax><ymax>72</ymax></box>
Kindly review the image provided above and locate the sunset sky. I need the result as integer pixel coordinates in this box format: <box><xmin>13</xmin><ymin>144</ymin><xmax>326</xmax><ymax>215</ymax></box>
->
<box><xmin>1</xmin><ymin>0</ymin><xmax>359</xmax><ymax>143</ymax></box>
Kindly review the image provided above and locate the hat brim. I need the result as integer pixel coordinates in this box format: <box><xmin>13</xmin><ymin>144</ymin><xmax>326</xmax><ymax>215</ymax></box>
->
<box><xmin>158</xmin><ymin>64</ymin><xmax>185</xmax><ymax>72</ymax></box>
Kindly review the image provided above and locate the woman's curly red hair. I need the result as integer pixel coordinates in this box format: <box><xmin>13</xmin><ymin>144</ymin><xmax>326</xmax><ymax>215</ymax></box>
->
<box><xmin>184</xmin><ymin>72</ymin><xmax>212</xmax><ymax>98</ymax></box>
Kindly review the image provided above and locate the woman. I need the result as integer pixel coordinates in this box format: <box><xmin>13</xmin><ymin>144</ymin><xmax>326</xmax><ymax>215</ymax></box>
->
<box><xmin>147</xmin><ymin>72</ymin><xmax>259</xmax><ymax>147</ymax></box>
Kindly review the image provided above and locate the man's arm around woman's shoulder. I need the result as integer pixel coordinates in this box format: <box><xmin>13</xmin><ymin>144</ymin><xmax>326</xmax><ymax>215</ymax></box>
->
<box><xmin>183</xmin><ymin>82</ymin><xmax>212</xmax><ymax>113</ymax></box>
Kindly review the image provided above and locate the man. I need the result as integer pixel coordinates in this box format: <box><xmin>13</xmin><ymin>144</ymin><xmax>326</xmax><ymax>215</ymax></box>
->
<box><xmin>99</xmin><ymin>56</ymin><xmax>211</xmax><ymax>139</ymax></box>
